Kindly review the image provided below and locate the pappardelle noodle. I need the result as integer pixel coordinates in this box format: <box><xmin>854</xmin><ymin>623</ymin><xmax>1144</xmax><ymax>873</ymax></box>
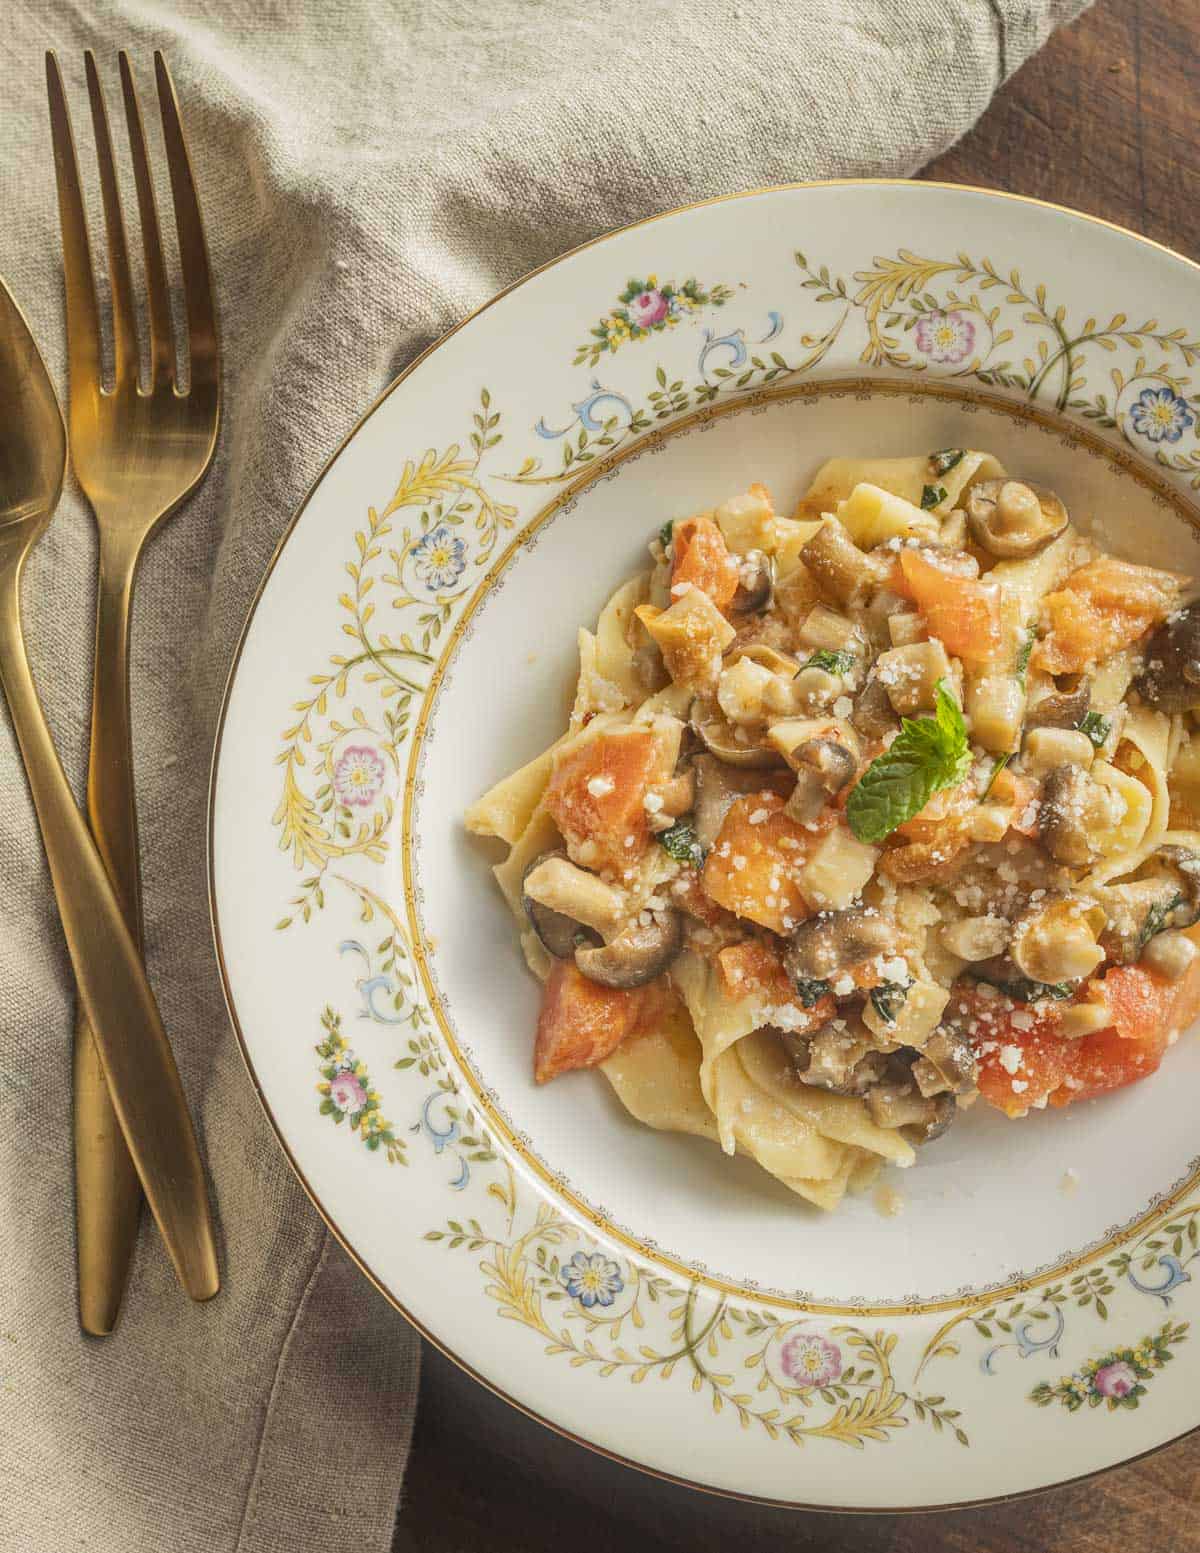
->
<box><xmin>466</xmin><ymin>451</ymin><xmax>1200</xmax><ymax>1210</ymax></box>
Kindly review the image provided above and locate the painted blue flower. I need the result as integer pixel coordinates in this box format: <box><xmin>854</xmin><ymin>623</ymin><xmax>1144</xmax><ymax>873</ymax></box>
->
<box><xmin>559</xmin><ymin>1250</ymin><xmax>624</xmax><ymax>1308</ymax></box>
<box><xmin>411</xmin><ymin>524</ymin><xmax>467</xmax><ymax>590</ymax></box>
<box><xmin>1129</xmin><ymin>386</ymin><xmax>1195</xmax><ymax>445</ymax></box>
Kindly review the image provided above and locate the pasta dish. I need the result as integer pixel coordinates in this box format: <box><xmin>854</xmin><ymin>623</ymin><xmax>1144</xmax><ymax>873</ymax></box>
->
<box><xmin>466</xmin><ymin>450</ymin><xmax>1200</xmax><ymax>1209</ymax></box>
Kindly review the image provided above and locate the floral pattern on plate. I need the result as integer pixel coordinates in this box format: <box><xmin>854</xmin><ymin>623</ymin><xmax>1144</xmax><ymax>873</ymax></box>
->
<box><xmin>214</xmin><ymin>188</ymin><xmax>1200</xmax><ymax>1506</ymax></box>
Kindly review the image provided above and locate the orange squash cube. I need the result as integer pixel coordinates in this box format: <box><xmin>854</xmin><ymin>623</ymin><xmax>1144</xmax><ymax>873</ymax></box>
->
<box><xmin>544</xmin><ymin>729</ymin><xmax>669</xmax><ymax>877</ymax></box>
<box><xmin>1034</xmin><ymin>557</ymin><xmax>1181</xmax><ymax>675</ymax></box>
<box><xmin>671</xmin><ymin>513</ymin><xmax>740</xmax><ymax>613</ymax></box>
<box><xmin>534</xmin><ymin>961</ymin><xmax>646</xmax><ymax>1083</ymax></box>
<box><xmin>702</xmin><ymin>793</ymin><xmax>816</xmax><ymax>934</ymax></box>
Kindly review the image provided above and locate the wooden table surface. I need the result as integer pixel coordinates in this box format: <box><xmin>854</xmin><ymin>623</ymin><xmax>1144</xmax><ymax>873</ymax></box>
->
<box><xmin>394</xmin><ymin>3</ymin><xmax>1200</xmax><ymax>1547</ymax></box>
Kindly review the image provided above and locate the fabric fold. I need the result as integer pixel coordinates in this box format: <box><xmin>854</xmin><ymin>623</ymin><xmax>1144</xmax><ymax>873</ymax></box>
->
<box><xmin>0</xmin><ymin>1</ymin><xmax>1088</xmax><ymax>1549</ymax></box>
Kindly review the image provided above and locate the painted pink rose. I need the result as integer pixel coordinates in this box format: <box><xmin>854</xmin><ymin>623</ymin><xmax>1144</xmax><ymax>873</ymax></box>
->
<box><xmin>627</xmin><ymin>289</ymin><xmax>669</xmax><ymax>328</ymax></box>
<box><xmin>1093</xmin><ymin>1361</ymin><xmax>1138</xmax><ymax>1399</ymax></box>
<box><xmin>779</xmin><ymin>1332</ymin><xmax>842</xmax><ymax>1388</ymax></box>
<box><xmin>333</xmin><ymin>744</ymin><xmax>386</xmax><ymax>808</ymax></box>
<box><xmin>330</xmin><ymin>1071</ymin><xmax>367</xmax><ymax>1113</ymax></box>
<box><xmin>914</xmin><ymin>309</ymin><xmax>976</xmax><ymax>365</ymax></box>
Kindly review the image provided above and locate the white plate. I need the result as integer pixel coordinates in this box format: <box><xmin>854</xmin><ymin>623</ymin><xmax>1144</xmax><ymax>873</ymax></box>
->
<box><xmin>211</xmin><ymin>183</ymin><xmax>1200</xmax><ymax>1509</ymax></box>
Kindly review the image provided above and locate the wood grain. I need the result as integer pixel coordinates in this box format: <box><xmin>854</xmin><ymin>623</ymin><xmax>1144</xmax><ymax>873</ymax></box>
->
<box><xmin>395</xmin><ymin>3</ymin><xmax>1200</xmax><ymax>1546</ymax></box>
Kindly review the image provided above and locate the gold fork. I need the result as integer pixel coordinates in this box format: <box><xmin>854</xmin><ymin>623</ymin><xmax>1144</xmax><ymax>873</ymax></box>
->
<box><xmin>46</xmin><ymin>50</ymin><xmax>221</xmax><ymax>1334</ymax></box>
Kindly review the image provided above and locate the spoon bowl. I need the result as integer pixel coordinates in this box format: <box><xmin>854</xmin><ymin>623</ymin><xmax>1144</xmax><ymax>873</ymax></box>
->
<box><xmin>0</xmin><ymin>281</ymin><xmax>65</xmax><ymax>552</ymax></box>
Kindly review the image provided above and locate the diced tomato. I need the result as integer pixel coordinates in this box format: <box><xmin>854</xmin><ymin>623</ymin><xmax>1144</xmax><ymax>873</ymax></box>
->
<box><xmin>1034</xmin><ymin>557</ymin><xmax>1180</xmax><ymax>675</ymax></box>
<box><xmin>1090</xmin><ymin>963</ymin><xmax>1179</xmax><ymax>1043</ymax></box>
<box><xmin>534</xmin><ymin>961</ymin><xmax>647</xmax><ymax>1083</ymax></box>
<box><xmin>1049</xmin><ymin>1025</ymin><xmax>1170</xmax><ymax>1107</ymax></box>
<box><xmin>544</xmin><ymin>729</ymin><xmax>669</xmax><ymax>876</ymax></box>
<box><xmin>960</xmin><ymin>987</ymin><xmax>1075</xmax><ymax>1117</ymax></box>
<box><xmin>671</xmin><ymin>514</ymin><xmax>740</xmax><ymax>613</ymax></box>
<box><xmin>702</xmin><ymin>793</ymin><xmax>822</xmax><ymax>935</ymax></box>
<box><xmin>965</xmin><ymin>953</ymin><xmax>1200</xmax><ymax>1116</ymax></box>
<box><xmin>1050</xmin><ymin>959</ymin><xmax>1200</xmax><ymax>1106</ymax></box>
<box><xmin>896</xmin><ymin>548</ymin><xmax>1002</xmax><ymax>667</ymax></box>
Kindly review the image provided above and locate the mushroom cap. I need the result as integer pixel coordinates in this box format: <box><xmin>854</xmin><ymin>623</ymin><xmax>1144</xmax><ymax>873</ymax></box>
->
<box><xmin>690</xmin><ymin>696</ymin><xmax>787</xmax><ymax>769</ymax></box>
<box><xmin>574</xmin><ymin>909</ymin><xmax>683</xmax><ymax>989</ymax></box>
<box><xmin>965</xmin><ymin>478</ymin><xmax>1068</xmax><ymax>559</ymax></box>
<box><xmin>783</xmin><ymin>907</ymin><xmax>895</xmax><ymax>984</ymax></box>
<box><xmin>730</xmin><ymin>550</ymin><xmax>776</xmax><ymax>614</ymax></box>
<box><xmin>793</xmin><ymin>736</ymin><xmax>857</xmax><ymax>793</ymax></box>
<box><xmin>1038</xmin><ymin>763</ymin><xmax>1099</xmax><ymax>866</ymax></box>
<box><xmin>906</xmin><ymin>1091</ymin><xmax>957</xmax><ymax>1145</ymax></box>
<box><xmin>1154</xmin><ymin>845</ymin><xmax>1200</xmax><ymax>926</ymax></box>
<box><xmin>521</xmin><ymin>851</ymin><xmax>601</xmax><ymax>959</ymax></box>
<box><xmin>1025</xmin><ymin>678</ymin><xmax>1091</xmax><ymax>731</ymax></box>
<box><xmin>1133</xmin><ymin>600</ymin><xmax>1200</xmax><ymax>712</ymax></box>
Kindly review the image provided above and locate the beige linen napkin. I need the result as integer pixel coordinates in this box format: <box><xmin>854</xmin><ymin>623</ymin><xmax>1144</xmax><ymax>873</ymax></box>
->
<box><xmin>0</xmin><ymin>2</ymin><xmax>1087</xmax><ymax>1549</ymax></box>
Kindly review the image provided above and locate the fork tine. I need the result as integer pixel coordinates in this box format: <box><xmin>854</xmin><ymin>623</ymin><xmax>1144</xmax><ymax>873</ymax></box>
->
<box><xmin>45</xmin><ymin>52</ymin><xmax>102</xmax><ymax>393</ymax></box>
<box><xmin>117</xmin><ymin>52</ymin><xmax>173</xmax><ymax>389</ymax></box>
<box><xmin>153</xmin><ymin>52</ymin><xmax>218</xmax><ymax>390</ymax></box>
<box><xmin>83</xmin><ymin>53</ymin><xmax>138</xmax><ymax>388</ymax></box>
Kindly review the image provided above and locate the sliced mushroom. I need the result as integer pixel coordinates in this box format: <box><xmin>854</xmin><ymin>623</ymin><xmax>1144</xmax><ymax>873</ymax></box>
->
<box><xmin>784</xmin><ymin>738</ymin><xmax>857</xmax><ymax>823</ymax></box>
<box><xmin>730</xmin><ymin>549</ymin><xmax>775</xmax><ymax>614</ymax></box>
<box><xmin>1099</xmin><ymin>844</ymin><xmax>1200</xmax><ymax>962</ymax></box>
<box><xmin>1025</xmin><ymin>677</ymin><xmax>1091</xmax><ymax>732</ymax></box>
<box><xmin>1134</xmin><ymin>601</ymin><xmax>1200</xmax><ymax>712</ymax></box>
<box><xmin>1009</xmin><ymin>895</ymin><xmax>1105</xmax><ymax>984</ymax></box>
<box><xmin>801</xmin><ymin>518</ymin><xmax>880</xmax><ymax>610</ymax></box>
<box><xmin>574</xmin><ymin>909</ymin><xmax>683</xmax><ymax>988</ymax></box>
<box><xmin>964</xmin><ymin>479</ymin><xmax>1068</xmax><ymax>559</ymax></box>
<box><xmin>781</xmin><ymin>1025</ymin><xmax>890</xmax><ymax>1097</ymax></box>
<box><xmin>692</xmin><ymin>754</ymin><xmax>784</xmax><ymax>848</ymax></box>
<box><xmin>1149</xmin><ymin>845</ymin><xmax>1200</xmax><ymax>927</ymax></box>
<box><xmin>1038</xmin><ymin>763</ymin><xmax>1100</xmax><ymax>866</ymax></box>
<box><xmin>783</xmin><ymin>907</ymin><xmax>894</xmax><ymax>985</ymax></box>
<box><xmin>735</xmin><ymin>642</ymin><xmax>799</xmax><ymax>678</ymax></box>
<box><xmin>521</xmin><ymin>851</ymin><xmax>604</xmax><ymax>959</ymax></box>
<box><xmin>916</xmin><ymin>1028</ymin><xmax>978</xmax><ymax>1096</ymax></box>
<box><xmin>691</xmin><ymin>696</ymin><xmax>786</xmax><ymax>769</ymax></box>
<box><xmin>906</xmin><ymin>1091</ymin><xmax>957</xmax><ymax>1144</ymax></box>
<box><xmin>865</xmin><ymin>1079</ymin><xmax>948</xmax><ymax>1139</ymax></box>
<box><xmin>851</xmin><ymin>670</ymin><xmax>900</xmax><ymax>739</ymax></box>
<box><xmin>632</xmin><ymin>639</ymin><xmax>669</xmax><ymax>693</ymax></box>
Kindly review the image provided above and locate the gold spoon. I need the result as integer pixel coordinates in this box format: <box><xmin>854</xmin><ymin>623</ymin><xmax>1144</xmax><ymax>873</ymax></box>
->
<box><xmin>0</xmin><ymin>276</ymin><xmax>218</xmax><ymax>1306</ymax></box>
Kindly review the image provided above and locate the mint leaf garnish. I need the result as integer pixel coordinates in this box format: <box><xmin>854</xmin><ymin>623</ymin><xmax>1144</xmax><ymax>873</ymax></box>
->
<box><xmin>846</xmin><ymin>681</ymin><xmax>971</xmax><ymax>843</ymax></box>
<box><xmin>982</xmin><ymin>752</ymin><xmax>1010</xmax><ymax>799</ymax></box>
<box><xmin>969</xmin><ymin>970</ymin><xmax>1074</xmax><ymax>1004</ymax></box>
<box><xmin>1014</xmin><ymin>631</ymin><xmax>1035</xmax><ymax>686</ymax></box>
<box><xmin>803</xmin><ymin>648</ymin><xmax>856</xmax><ymax>675</ymax></box>
<box><xmin>1078</xmin><ymin>710</ymin><xmax>1111</xmax><ymax>748</ymax></box>
<box><xmin>869</xmin><ymin>980</ymin><xmax>911</xmax><ymax>1024</ymax></box>
<box><xmin>658</xmin><ymin>820</ymin><xmax>704</xmax><ymax>867</ymax></box>
<box><xmin>793</xmin><ymin>977</ymin><xmax>832</xmax><ymax>1008</ymax></box>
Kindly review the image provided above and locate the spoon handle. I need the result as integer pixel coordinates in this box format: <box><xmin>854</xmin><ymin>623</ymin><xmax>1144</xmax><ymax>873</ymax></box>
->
<box><xmin>75</xmin><ymin>538</ymin><xmax>143</xmax><ymax>1334</ymax></box>
<box><xmin>0</xmin><ymin>572</ymin><xmax>218</xmax><ymax>1303</ymax></box>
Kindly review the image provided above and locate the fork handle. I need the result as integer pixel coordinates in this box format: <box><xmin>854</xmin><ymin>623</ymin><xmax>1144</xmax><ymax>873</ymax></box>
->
<box><xmin>75</xmin><ymin>537</ymin><xmax>144</xmax><ymax>1334</ymax></box>
<box><xmin>0</xmin><ymin>567</ymin><xmax>219</xmax><ymax>1305</ymax></box>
